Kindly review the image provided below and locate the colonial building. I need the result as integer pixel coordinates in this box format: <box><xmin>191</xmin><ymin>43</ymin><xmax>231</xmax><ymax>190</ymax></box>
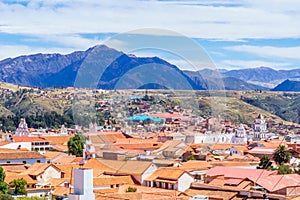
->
<box><xmin>253</xmin><ymin>114</ymin><xmax>267</xmax><ymax>140</ymax></box>
<box><xmin>232</xmin><ymin>124</ymin><xmax>248</xmax><ymax>144</ymax></box>
<box><xmin>15</xmin><ymin>118</ymin><xmax>30</xmax><ymax>136</ymax></box>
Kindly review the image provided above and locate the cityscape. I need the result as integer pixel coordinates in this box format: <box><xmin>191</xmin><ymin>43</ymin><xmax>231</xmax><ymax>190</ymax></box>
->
<box><xmin>1</xmin><ymin>0</ymin><xmax>300</xmax><ymax>200</ymax></box>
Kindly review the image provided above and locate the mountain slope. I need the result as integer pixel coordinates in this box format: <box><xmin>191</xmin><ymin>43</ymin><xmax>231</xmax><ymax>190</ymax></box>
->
<box><xmin>0</xmin><ymin>45</ymin><xmax>203</xmax><ymax>90</ymax></box>
<box><xmin>272</xmin><ymin>79</ymin><xmax>300</xmax><ymax>92</ymax></box>
<box><xmin>184</xmin><ymin>70</ymin><xmax>267</xmax><ymax>90</ymax></box>
<box><xmin>223</xmin><ymin>66</ymin><xmax>287</xmax><ymax>83</ymax></box>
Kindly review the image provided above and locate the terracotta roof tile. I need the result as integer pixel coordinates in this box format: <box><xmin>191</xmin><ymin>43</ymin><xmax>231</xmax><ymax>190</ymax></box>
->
<box><xmin>185</xmin><ymin>188</ymin><xmax>238</xmax><ymax>200</ymax></box>
<box><xmin>52</xmin><ymin>155</ymin><xmax>77</xmax><ymax>164</ymax></box>
<box><xmin>97</xmin><ymin>159</ymin><xmax>154</xmax><ymax>175</ymax></box>
<box><xmin>145</xmin><ymin>167</ymin><xmax>186</xmax><ymax>181</ymax></box>
<box><xmin>20</xmin><ymin>163</ymin><xmax>61</xmax><ymax>176</ymax></box>
<box><xmin>179</xmin><ymin>160</ymin><xmax>212</xmax><ymax>171</ymax></box>
<box><xmin>41</xmin><ymin>136</ymin><xmax>72</xmax><ymax>145</ymax></box>
<box><xmin>206</xmin><ymin>166</ymin><xmax>276</xmax><ymax>180</ymax></box>
<box><xmin>5</xmin><ymin>171</ymin><xmax>37</xmax><ymax>185</ymax></box>
<box><xmin>93</xmin><ymin>176</ymin><xmax>134</xmax><ymax>186</ymax></box>
<box><xmin>248</xmin><ymin>174</ymin><xmax>300</xmax><ymax>192</ymax></box>
<box><xmin>43</xmin><ymin>151</ymin><xmax>65</xmax><ymax>161</ymax></box>
<box><xmin>12</xmin><ymin>136</ymin><xmax>48</xmax><ymax>142</ymax></box>
<box><xmin>0</xmin><ymin>148</ymin><xmax>45</xmax><ymax>160</ymax></box>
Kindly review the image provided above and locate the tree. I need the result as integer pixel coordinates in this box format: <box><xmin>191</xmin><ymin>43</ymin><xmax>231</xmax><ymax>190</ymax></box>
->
<box><xmin>9</xmin><ymin>178</ymin><xmax>27</xmax><ymax>195</ymax></box>
<box><xmin>186</xmin><ymin>155</ymin><xmax>196</xmax><ymax>161</ymax></box>
<box><xmin>126</xmin><ymin>186</ymin><xmax>137</xmax><ymax>192</ymax></box>
<box><xmin>67</xmin><ymin>134</ymin><xmax>86</xmax><ymax>157</ymax></box>
<box><xmin>257</xmin><ymin>155</ymin><xmax>272</xmax><ymax>169</ymax></box>
<box><xmin>0</xmin><ymin>167</ymin><xmax>7</xmax><ymax>194</ymax></box>
<box><xmin>273</xmin><ymin>145</ymin><xmax>291</xmax><ymax>165</ymax></box>
<box><xmin>277</xmin><ymin>164</ymin><xmax>293</xmax><ymax>174</ymax></box>
<box><xmin>0</xmin><ymin>194</ymin><xmax>13</xmax><ymax>200</ymax></box>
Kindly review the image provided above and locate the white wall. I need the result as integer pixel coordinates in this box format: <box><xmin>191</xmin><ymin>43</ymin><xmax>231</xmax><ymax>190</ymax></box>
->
<box><xmin>142</xmin><ymin>164</ymin><xmax>158</xmax><ymax>185</ymax></box>
<box><xmin>0</xmin><ymin>142</ymin><xmax>31</xmax><ymax>151</ymax></box>
<box><xmin>37</xmin><ymin>166</ymin><xmax>61</xmax><ymax>185</ymax></box>
<box><xmin>178</xmin><ymin>172</ymin><xmax>194</xmax><ymax>192</ymax></box>
<box><xmin>194</xmin><ymin>133</ymin><xmax>235</xmax><ymax>144</ymax></box>
<box><xmin>0</xmin><ymin>158</ymin><xmax>46</xmax><ymax>165</ymax></box>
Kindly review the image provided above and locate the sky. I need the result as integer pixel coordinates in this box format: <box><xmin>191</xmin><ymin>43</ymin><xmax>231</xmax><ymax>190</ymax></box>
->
<box><xmin>1</xmin><ymin>0</ymin><xmax>300</xmax><ymax>70</ymax></box>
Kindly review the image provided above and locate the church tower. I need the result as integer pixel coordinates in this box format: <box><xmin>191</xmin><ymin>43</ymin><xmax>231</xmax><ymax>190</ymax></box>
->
<box><xmin>254</xmin><ymin>114</ymin><xmax>267</xmax><ymax>140</ymax></box>
<box><xmin>15</xmin><ymin>118</ymin><xmax>30</xmax><ymax>136</ymax></box>
<box><xmin>232</xmin><ymin>124</ymin><xmax>247</xmax><ymax>144</ymax></box>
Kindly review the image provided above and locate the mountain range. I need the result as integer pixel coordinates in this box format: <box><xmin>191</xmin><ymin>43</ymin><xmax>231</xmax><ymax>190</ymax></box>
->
<box><xmin>0</xmin><ymin>45</ymin><xmax>299</xmax><ymax>91</ymax></box>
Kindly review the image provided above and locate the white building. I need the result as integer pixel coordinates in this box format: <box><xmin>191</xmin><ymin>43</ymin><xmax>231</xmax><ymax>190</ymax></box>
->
<box><xmin>232</xmin><ymin>124</ymin><xmax>248</xmax><ymax>144</ymax></box>
<box><xmin>15</xmin><ymin>118</ymin><xmax>30</xmax><ymax>136</ymax></box>
<box><xmin>60</xmin><ymin>125</ymin><xmax>68</xmax><ymax>135</ymax></box>
<box><xmin>191</xmin><ymin>132</ymin><xmax>235</xmax><ymax>144</ymax></box>
<box><xmin>144</xmin><ymin>168</ymin><xmax>194</xmax><ymax>192</ymax></box>
<box><xmin>68</xmin><ymin>168</ymin><xmax>95</xmax><ymax>200</ymax></box>
<box><xmin>254</xmin><ymin>114</ymin><xmax>267</xmax><ymax>140</ymax></box>
<box><xmin>83</xmin><ymin>138</ymin><xmax>96</xmax><ymax>160</ymax></box>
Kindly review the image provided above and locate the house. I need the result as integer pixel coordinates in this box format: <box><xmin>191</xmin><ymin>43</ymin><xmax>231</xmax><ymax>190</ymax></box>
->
<box><xmin>246</xmin><ymin>146</ymin><xmax>276</xmax><ymax>159</ymax></box>
<box><xmin>97</xmin><ymin>159</ymin><xmax>158</xmax><ymax>185</ymax></box>
<box><xmin>205</xmin><ymin>166</ymin><xmax>277</xmax><ymax>184</ymax></box>
<box><xmin>5</xmin><ymin>171</ymin><xmax>37</xmax><ymax>189</ymax></box>
<box><xmin>247</xmin><ymin>173</ymin><xmax>300</xmax><ymax>197</ymax></box>
<box><xmin>199</xmin><ymin>166</ymin><xmax>300</xmax><ymax>198</ymax></box>
<box><xmin>20</xmin><ymin>163</ymin><xmax>62</xmax><ymax>188</ymax></box>
<box><xmin>151</xmin><ymin>140</ymin><xmax>192</xmax><ymax>161</ymax></box>
<box><xmin>0</xmin><ymin>140</ymin><xmax>32</xmax><ymax>151</ymax></box>
<box><xmin>178</xmin><ymin>160</ymin><xmax>212</xmax><ymax>182</ymax></box>
<box><xmin>43</xmin><ymin>151</ymin><xmax>68</xmax><ymax>163</ymax></box>
<box><xmin>0</xmin><ymin>148</ymin><xmax>46</xmax><ymax>164</ymax></box>
<box><xmin>211</xmin><ymin>144</ymin><xmax>248</xmax><ymax>157</ymax></box>
<box><xmin>12</xmin><ymin>136</ymin><xmax>51</xmax><ymax>153</ymax></box>
<box><xmin>144</xmin><ymin>167</ymin><xmax>194</xmax><ymax>192</ymax></box>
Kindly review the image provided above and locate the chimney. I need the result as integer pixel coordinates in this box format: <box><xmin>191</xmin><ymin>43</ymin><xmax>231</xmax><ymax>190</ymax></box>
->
<box><xmin>68</xmin><ymin>168</ymin><xmax>95</xmax><ymax>200</ymax></box>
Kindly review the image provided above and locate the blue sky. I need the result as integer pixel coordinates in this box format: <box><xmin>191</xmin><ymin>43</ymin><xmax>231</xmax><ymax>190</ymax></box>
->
<box><xmin>1</xmin><ymin>0</ymin><xmax>300</xmax><ymax>70</ymax></box>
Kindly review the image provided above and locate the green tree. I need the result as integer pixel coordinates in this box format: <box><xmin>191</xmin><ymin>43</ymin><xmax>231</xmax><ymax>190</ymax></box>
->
<box><xmin>9</xmin><ymin>178</ymin><xmax>27</xmax><ymax>195</ymax></box>
<box><xmin>126</xmin><ymin>186</ymin><xmax>137</xmax><ymax>192</ymax></box>
<box><xmin>186</xmin><ymin>155</ymin><xmax>196</xmax><ymax>161</ymax></box>
<box><xmin>0</xmin><ymin>194</ymin><xmax>13</xmax><ymax>200</ymax></box>
<box><xmin>0</xmin><ymin>167</ymin><xmax>7</xmax><ymax>194</ymax></box>
<box><xmin>67</xmin><ymin>134</ymin><xmax>86</xmax><ymax>157</ymax></box>
<box><xmin>257</xmin><ymin>155</ymin><xmax>272</xmax><ymax>169</ymax></box>
<box><xmin>273</xmin><ymin>145</ymin><xmax>291</xmax><ymax>165</ymax></box>
<box><xmin>278</xmin><ymin>164</ymin><xmax>293</xmax><ymax>174</ymax></box>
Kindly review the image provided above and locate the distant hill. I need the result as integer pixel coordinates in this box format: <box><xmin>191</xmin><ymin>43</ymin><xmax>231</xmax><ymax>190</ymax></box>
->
<box><xmin>272</xmin><ymin>79</ymin><xmax>300</xmax><ymax>92</ymax></box>
<box><xmin>223</xmin><ymin>67</ymin><xmax>287</xmax><ymax>83</ymax></box>
<box><xmin>184</xmin><ymin>70</ymin><xmax>268</xmax><ymax>91</ymax></box>
<box><xmin>222</xmin><ymin>77</ymin><xmax>268</xmax><ymax>91</ymax></box>
<box><xmin>197</xmin><ymin>67</ymin><xmax>300</xmax><ymax>90</ymax></box>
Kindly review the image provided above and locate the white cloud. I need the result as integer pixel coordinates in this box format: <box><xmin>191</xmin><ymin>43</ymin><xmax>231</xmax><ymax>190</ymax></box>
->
<box><xmin>224</xmin><ymin>45</ymin><xmax>300</xmax><ymax>60</ymax></box>
<box><xmin>1</xmin><ymin>0</ymin><xmax>300</xmax><ymax>40</ymax></box>
<box><xmin>221</xmin><ymin>59</ymin><xmax>291</xmax><ymax>70</ymax></box>
<box><xmin>0</xmin><ymin>45</ymin><xmax>76</xmax><ymax>60</ymax></box>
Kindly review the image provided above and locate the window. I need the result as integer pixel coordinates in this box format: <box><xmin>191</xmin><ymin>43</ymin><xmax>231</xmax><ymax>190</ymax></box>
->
<box><xmin>23</xmin><ymin>161</ymin><xmax>26</xmax><ymax>164</ymax></box>
<box><xmin>37</xmin><ymin>160</ymin><xmax>41</xmax><ymax>163</ymax></box>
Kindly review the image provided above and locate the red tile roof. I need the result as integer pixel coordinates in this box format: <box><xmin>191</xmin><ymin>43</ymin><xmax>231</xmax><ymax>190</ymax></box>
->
<box><xmin>12</xmin><ymin>136</ymin><xmax>48</xmax><ymax>142</ymax></box>
<box><xmin>246</xmin><ymin>147</ymin><xmax>275</xmax><ymax>155</ymax></box>
<box><xmin>206</xmin><ymin>166</ymin><xmax>276</xmax><ymax>180</ymax></box>
<box><xmin>248</xmin><ymin>174</ymin><xmax>300</xmax><ymax>192</ymax></box>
